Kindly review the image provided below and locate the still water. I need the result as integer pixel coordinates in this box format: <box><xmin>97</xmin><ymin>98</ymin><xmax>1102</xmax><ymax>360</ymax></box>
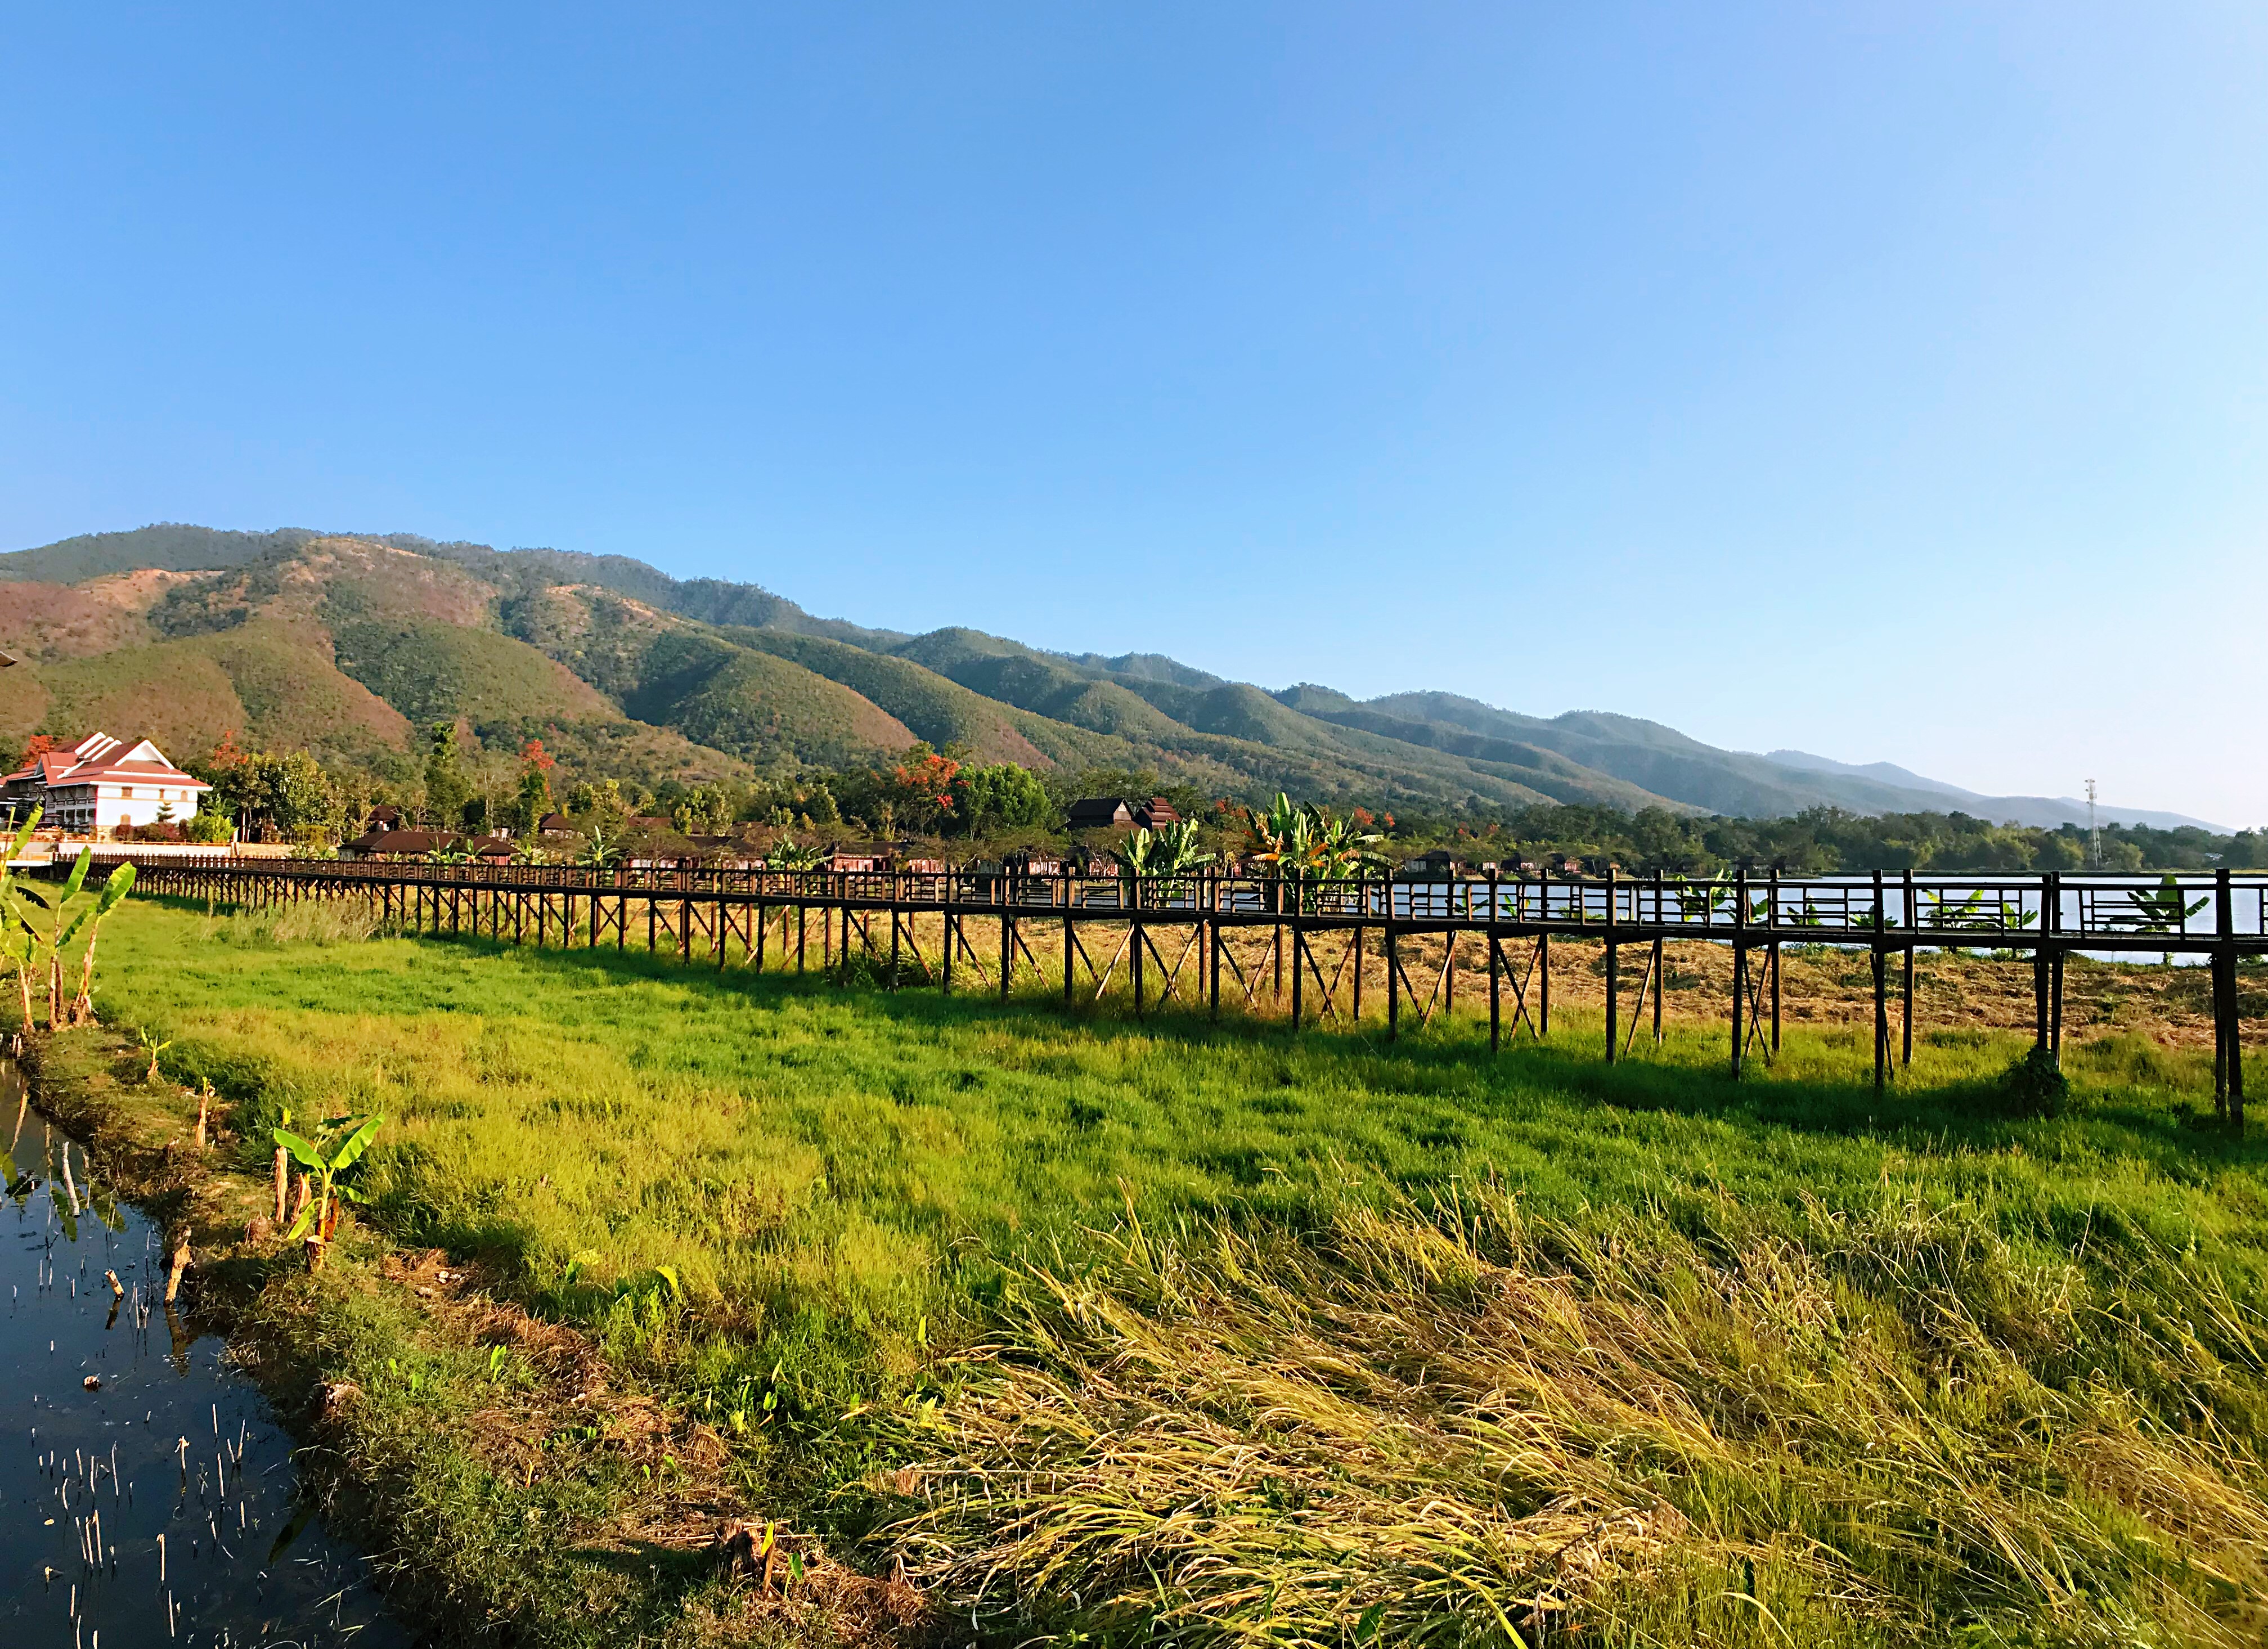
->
<box><xmin>1</xmin><ymin>1061</ymin><xmax>410</xmax><ymax>1647</ymax></box>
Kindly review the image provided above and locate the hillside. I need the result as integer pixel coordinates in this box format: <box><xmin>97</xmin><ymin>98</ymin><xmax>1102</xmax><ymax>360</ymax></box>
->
<box><xmin>0</xmin><ymin>522</ymin><xmax>2212</xmax><ymax>827</ymax></box>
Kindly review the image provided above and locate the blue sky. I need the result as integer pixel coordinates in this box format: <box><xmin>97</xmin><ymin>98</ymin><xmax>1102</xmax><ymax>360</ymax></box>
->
<box><xmin>5</xmin><ymin>5</ymin><xmax>2264</xmax><ymax>825</ymax></box>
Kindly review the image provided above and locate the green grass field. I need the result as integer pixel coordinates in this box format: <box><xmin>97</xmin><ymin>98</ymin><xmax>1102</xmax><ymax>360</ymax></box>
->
<box><xmin>57</xmin><ymin>898</ymin><xmax>2268</xmax><ymax>1646</ymax></box>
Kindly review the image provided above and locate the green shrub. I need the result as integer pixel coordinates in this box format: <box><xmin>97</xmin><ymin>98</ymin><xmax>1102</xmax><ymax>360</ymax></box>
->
<box><xmin>1995</xmin><ymin>1045</ymin><xmax>2069</xmax><ymax>1117</ymax></box>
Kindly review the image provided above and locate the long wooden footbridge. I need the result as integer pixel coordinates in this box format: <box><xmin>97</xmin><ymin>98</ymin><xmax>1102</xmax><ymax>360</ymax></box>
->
<box><xmin>83</xmin><ymin>852</ymin><xmax>2258</xmax><ymax>1125</ymax></box>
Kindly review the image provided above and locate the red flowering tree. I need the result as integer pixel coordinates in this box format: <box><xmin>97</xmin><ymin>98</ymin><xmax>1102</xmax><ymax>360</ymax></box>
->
<box><xmin>514</xmin><ymin>740</ymin><xmax>557</xmax><ymax>835</ymax></box>
<box><xmin>206</xmin><ymin>729</ymin><xmax>249</xmax><ymax>771</ymax></box>
<box><xmin>890</xmin><ymin>747</ymin><xmax>960</xmax><ymax>835</ymax></box>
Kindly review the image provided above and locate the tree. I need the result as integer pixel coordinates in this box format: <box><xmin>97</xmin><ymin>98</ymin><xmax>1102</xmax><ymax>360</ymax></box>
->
<box><xmin>950</xmin><ymin>763</ymin><xmax>1053</xmax><ymax>837</ymax></box>
<box><xmin>423</xmin><ymin>722</ymin><xmax>473</xmax><ymax>829</ymax></box>
<box><xmin>266</xmin><ymin>751</ymin><xmax>342</xmax><ymax>843</ymax></box>
<box><xmin>889</xmin><ymin>746</ymin><xmax>960</xmax><ymax>835</ymax></box>
<box><xmin>514</xmin><ymin>740</ymin><xmax>555</xmax><ymax>835</ymax></box>
<box><xmin>672</xmin><ymin>787</ymin><xmax>732</xmax><ymax>836</ymax></box>
<box><xmin>201</xmin><ymin>747</ymin><xmax>340</xmax><ymax>843</ymax></box>
<box><xmin>17</xmin><ymin>734</ymin><xmax>56</xmax><ymax>770</ymax></box>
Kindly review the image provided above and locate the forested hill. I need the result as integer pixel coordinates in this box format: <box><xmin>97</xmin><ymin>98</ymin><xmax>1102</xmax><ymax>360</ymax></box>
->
<box><xmin>0</xmin><ymin>523</ymin><xmax>2222</xmax><ymax>830</ymax></box>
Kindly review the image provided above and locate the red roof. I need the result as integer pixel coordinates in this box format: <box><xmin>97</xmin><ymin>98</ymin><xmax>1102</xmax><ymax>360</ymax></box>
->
<box><xmin>51</xmin><ymin>758</ymin><xmax>209</xmax><ymax>788</ymax></box>
<box><xmin>10</xmin><ymin>735</ymin><xmax>207</xmax><ymax>790</ymax></box>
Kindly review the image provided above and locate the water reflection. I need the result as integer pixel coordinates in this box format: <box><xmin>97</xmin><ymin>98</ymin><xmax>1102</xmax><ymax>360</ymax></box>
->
<box><xmin>1</xmin><ymin>1060</ymin><xmax>409</xmax><ymax>1646</ymax></box>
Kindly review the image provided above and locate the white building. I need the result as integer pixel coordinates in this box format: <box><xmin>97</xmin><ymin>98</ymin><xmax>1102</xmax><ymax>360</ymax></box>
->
<box><xmin>2</xmin><ymin>733</ymin><xmax>212</xmax><ymax>836</ymax></box>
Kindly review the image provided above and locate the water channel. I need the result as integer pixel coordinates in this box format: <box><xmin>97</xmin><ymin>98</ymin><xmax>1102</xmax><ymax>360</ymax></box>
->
<box><xmin>1</xmin><ymin>1058</ymin><xmax>410</xmax><ymax>1647</ymax></box>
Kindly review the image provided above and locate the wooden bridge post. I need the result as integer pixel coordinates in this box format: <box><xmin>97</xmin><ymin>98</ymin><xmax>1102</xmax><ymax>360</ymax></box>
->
<box><xmin>1604</xmin><ymin>865</ymin><xmax>1618</xmax><ymax>1064</ymax></box>
<box><xmin>1000</xmin><ymin>882</ymin><xmax>1012</xmax><ymax>1003</ymax></box>
<box><xmin>1063</xmin><ymin>868</ymin><xmax>1075</xmax><ymax>1005</ymax></box>
<box><xmin>1207</xmin><ymin>870</ymin><xmax>1221</xmax><ymax>1020</ymax></box>
<box><xmin>2041</xmin><ymin>898</ymin><xmax>2059</xmax><ymax>1052</ymax></box>
<box><xmin>1902</xmin><ymin>869</ymin><xmax>1916</xmax><ymax>1066</ymax></box>
<box><xmin>938</xmin><ymin>870</ymin><xmax>950</xmax><ymax>994</ymax></box>
<box><xmin>2046</xmin><ymin>871</ymin><xmax>2063</xmax><ymax>1058</ymax></box>
<box><xmin>1131</xmin><ymin>873</ymin><xmax>1146</xmax><ymax>1019</ymax></box>
<box><xmin>2215</xmin><ymin>868</ymin><xmax>2244</xmax><ymax>1128</ymax></box>
<box><xmin>1273</xmin><ymin>877</ymin><xmax>1284</xmax><ymax>1004</ymax></box>
<box><xmin>1487</xmin><ymin>868</ymin><xmax>1501</xmax><ymax>1054</ymax></box>
<box><xmin>1289</xmin><ymin>880</ymin><xmax>1304</xmax><ymax>1029</ymax></box>
<box><xmin>1351</xmin><ymin>909</ymin><xmax>1364</xmax><ymax>1023</ymax></box>
<box><xmin>1768</xmin><ymin>868</ymin><xmax>1782</xmax><ymax>1054</ymax></box>
<box><xmin>1445</xmin><ymin>882</ymin><xmax>1458</xmax><ymax>1017</ymax></box>
<box><xmin>1385</xmin><ymin>869</ymin><xmax>1399</xmax><ymax>1042</ymax></box>
<box><xmin>1651</xmin><ymin>869</ymin><xmax>1664</xmax><ymax>1046</ymax></box>
<box><xmin>1731</xmin><ymin>867</ymin><xmax>1748</xmax><ymax>1079</ymax></box>
<box><xmin>1871</xmin><ymin>870</ymin><xmax>1887</xmax><ymax>1091</ymax></box>
<box><xmin>1538</xmin><ymin>869</ymin><xmax>1551</xmax><ymax>1039</ymax></box>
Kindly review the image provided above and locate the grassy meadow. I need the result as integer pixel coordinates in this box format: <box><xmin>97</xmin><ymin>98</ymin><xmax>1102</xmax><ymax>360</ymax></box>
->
<box><xmin>34</xmin><ymin>896</ymin><xmax>2268</xmax><ymax>1647</ymax></box>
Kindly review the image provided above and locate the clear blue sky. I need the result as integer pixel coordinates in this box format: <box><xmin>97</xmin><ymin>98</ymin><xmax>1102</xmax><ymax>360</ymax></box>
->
<box><xmin>5</xmin><ymin>5</ymin><xmax>2264</xmax><ymax>825</ymax></box>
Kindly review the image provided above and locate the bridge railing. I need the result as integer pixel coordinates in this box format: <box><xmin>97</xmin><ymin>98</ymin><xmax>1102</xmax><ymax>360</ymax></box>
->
<box><xmin>78</xmin><ymin>851</ymin><xmax>2268</xmax><ymax>945</ymax></box>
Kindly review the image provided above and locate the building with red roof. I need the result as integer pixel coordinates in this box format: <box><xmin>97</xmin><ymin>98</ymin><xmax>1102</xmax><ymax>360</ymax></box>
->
<box><xmin>2</xmin><ymin>733</ymin><xmax>212</xmax><ymax>837</ymax></box>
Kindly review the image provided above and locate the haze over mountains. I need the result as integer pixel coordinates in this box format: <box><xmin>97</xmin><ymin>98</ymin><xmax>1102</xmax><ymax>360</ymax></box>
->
<box><xmin>0</xmin><ymin>524</ymin><xmax>2221</xmax><ymax>830</ymax></box>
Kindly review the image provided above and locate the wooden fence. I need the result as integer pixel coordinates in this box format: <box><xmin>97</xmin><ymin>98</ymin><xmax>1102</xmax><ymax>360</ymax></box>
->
<box><xmin>82</xmin><ymin>855</ymin><xmax>2261</xmax><ymax>1125</ymax></box>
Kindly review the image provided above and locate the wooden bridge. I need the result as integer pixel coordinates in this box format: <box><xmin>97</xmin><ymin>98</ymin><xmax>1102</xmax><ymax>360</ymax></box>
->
<box><xmin>89</xmin><ymin>853</ymin><xmax>2259</xmax><ymax>1126</ymax></box>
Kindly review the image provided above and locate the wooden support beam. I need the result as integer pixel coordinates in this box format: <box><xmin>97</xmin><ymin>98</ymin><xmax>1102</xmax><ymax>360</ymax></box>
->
<box><xmin>1732</xmin><ymin>866</ymin><xmax>1748</xmax><ymax>1080</ymax></box>
<box><xmin>1901</xmin><ymin>869</ymin><xmax>1916</xmax><ymax>1066</ymax></box>
<box><xmin>1487</xmin><ymin>871</ymin><xmax>1501</xmax><ymax>1054</ymax></box>
<box><xmin>1871</xmin><ymin>870</ymin><xmax>1888</xmax><ymax>1093</ymax></box>
<box><xmin>1605</xmin><ymin>864</ymin><xmax>1618</xmax><ymax>1065</ymax></box>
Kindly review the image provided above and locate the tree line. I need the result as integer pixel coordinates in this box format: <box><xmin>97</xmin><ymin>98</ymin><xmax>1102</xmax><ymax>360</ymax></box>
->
<box><xmin>41</xmin><ymin>726</ymin><xmax>2259</xmax><ymax>874</ymax></box>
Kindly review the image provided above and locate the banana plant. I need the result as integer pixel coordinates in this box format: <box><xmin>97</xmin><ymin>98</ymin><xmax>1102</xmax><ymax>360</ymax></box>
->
<box><xmin>0</xmin><ymin>808</ymin><xmax>39</xmax><ymax>1030</ymax></box>
<box><xmin>275</xmin><ymin>1110</ymin><xmax>385</xmax><ymax>1268</ymax></box>
<box><xmin>426</xmin><ymin>841</ymin><xmax>474</xmax><ymax>866</ymax></box>
<box><xmin>1666</xmin><ymin>873</ymin><xmax>1733</xmax><ymax>923</ymax></box>
<box><xmin>576</xmin><ymin>825</ymin><xmax>625</xmax><ymax>870</ymax></box>
<box><xmin>1920</xmin><ymin>889</ymin><xmax>1991</xmax><ymax>932</ymax></box>
<box><xmin>1111</xmin><ymin>819</ymin><xmax>1214</xmax><ymax>904</ymax></box>
<box><xmin>1236</xmin><ymin>794</ymin><xmax>1382</xmax><ymax>909</ymax></box>
<box><xmin>2122</xmin><ymin>874</ymin><xmax>2207</xmax><ymax>965</ymax></box>
<box><xmin>765</xmin><ymin>839</ymin><xmax>825</xmax><ymax>873</ymax></box>
<box><xmin>61</xmin><ymin>860</ymin><xmax>136</xmax><ymax>1026</ymax></box>
<box><xmin>510</xmin><ymin>836</ymin><xmax>549</xmax><ymax>866</ymax></box>
<box><xmin>2123</xmin><ymin>875</ymin><xmax>2207</xmax><ymax>935</ymax></box>
<box><xmin>11</xmin><ymin>847</ymin><xmax>98</xmax><ymax>1028</ymax></box>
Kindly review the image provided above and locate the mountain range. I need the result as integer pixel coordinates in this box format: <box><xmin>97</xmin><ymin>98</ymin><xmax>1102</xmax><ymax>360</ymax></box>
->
<box><xmin>0</xmin><ymin>523</ymin><xmax>2224</xmax><ymax>831</ymax></box>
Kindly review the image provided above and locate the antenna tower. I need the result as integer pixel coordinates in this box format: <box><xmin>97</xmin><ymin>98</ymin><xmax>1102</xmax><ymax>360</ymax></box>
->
<box><xmin>2086</xmin><ymin>778</ymin><xmax>2099</xmax><ymax>868</ymax></box>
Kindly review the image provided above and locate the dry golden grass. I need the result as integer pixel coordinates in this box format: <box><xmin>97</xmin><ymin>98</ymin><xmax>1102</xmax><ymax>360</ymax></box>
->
<box><xmin>880</xmin><ymin>1185</ymin><xmax>2268</xmax><ymax>1648</ymax></box>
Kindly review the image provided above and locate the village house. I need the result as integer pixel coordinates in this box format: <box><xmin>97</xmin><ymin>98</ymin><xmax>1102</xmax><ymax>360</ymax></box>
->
<box><xmin>2</xmin><ymin>733</ymin><xmax>211</xmax><ymax>836</ymax></box>
<box><xmin>1065</xmin><ymin>796</ymin><xmax>1182</xmax><ymax>831</ymax></box>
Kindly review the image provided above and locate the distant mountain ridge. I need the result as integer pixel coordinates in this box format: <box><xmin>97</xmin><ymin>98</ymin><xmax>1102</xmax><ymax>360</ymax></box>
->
<box><xmin>0</xmin><ymin>523</ymin><xmax>2221</xmax><ymax>828</ymax></box>
<box><xmin>1762</xmin><ymin>751</ymin><xmax>2222</xmax><ymax>834</ymax></box>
